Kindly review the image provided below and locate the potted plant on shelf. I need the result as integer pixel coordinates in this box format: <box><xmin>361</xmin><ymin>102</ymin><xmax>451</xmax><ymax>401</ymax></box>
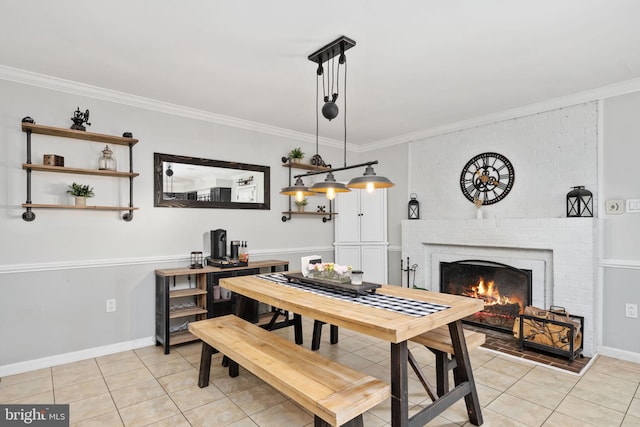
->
<box><xmin>67</xmin><ymin>182</ymin><xmax>95</xmax><ymax>207</ymax></box>
<box><xmin>294</xmin><ymin>198</ymin><xmax>309</xmax><ymax>212</ymax></box>
<box><xmin>288</xmin><ymin>147</ymin><xmax>305</xmax><ymax>164</ymax></box>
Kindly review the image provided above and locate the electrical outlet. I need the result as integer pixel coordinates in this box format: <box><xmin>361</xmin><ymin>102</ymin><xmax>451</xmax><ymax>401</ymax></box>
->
<box><xmin>605</xmin><ymin>199</ymin><xmax>625</xmax><ymax>214</ymax></box>
<box><xmin>106</xmin><ymin>299</ymin><xmax>116</xmax><ymax>313</ymax></box>
<box><xmin>626</xmin><ymin>303</ymin><xmax>638</xmax><ymax>319</ymax></box>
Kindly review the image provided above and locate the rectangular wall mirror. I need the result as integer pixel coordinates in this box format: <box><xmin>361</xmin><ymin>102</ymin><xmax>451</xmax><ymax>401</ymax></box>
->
<box><xmin>154</xmin><ymin>153</ymin><xmax>270</xmax><ymax>210</ymax></box>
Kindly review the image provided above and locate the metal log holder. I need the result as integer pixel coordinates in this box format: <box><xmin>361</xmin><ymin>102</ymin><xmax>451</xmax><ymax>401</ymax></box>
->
<box><xmin>517</xmin><ymin>307</ymin><xmax>584</xmax><ymax>363</ymax></box>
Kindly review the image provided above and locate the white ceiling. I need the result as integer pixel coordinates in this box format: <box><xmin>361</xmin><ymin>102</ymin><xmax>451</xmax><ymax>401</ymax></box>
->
<box><xmin>2</xmin><ymin>1</ymin><xmax>640</xmax><ymax>146</ymax></box>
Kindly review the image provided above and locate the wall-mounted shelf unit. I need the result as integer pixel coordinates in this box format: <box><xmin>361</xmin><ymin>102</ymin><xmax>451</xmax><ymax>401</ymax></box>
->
<box><xmin>20</xmin><ymin>119</ymin><xmax>139</xmax><ymax>222</ymax></box>
<box><xmin>281</xmin><ymin>159</ymin><xmax>336</xmax><ymax>222</ymax></box>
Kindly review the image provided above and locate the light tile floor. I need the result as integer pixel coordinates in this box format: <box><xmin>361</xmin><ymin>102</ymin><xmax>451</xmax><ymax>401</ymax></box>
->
<box><xmin>1</xmin><ymin>318</ymin><xmax>640</xmax><ymax>426</ymax></box>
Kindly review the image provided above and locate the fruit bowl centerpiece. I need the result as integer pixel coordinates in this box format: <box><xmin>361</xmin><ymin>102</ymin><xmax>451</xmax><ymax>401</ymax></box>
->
<box><xmin>307</xmin><ymin>262</ymin><xmax>352</xmax><ymax>284</ymax></box>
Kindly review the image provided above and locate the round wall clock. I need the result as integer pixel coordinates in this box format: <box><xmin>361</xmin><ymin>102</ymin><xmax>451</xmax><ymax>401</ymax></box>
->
<box><xmin>459</xmin><ymin>152</ymin><xmax>515</xmax><ymax>205</ymax></box>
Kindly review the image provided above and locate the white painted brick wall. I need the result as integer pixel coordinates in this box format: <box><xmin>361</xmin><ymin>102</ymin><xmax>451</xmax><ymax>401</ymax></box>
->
<box><xmin>408</xmin><ymin>102</ymin><xmax>598</xmax><ymax>220</ymax></box>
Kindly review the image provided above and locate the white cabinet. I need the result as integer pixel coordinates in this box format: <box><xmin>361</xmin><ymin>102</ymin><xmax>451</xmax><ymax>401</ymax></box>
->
<box><xmin>334</xmin><ymin>189</ymin><xmax>388</xmax><ymax>284</ymax></box>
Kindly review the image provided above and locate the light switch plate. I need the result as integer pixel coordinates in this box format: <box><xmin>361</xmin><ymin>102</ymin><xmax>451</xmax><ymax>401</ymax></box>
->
<box><xmin>627</xmin><ymin>199</ymin><xmax>640</xmax><ymax>213</ymax></box>
<box><xmin>606</xmin><ymin>199</ymin><xmax>625</xmax><ymax>214</ymax></box>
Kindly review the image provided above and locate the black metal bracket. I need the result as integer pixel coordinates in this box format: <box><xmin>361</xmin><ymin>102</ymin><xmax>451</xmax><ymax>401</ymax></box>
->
<box><xmin>308</xmin><ymin>36</ymin><xmax>356</xmax><ymax>65</ymax></box>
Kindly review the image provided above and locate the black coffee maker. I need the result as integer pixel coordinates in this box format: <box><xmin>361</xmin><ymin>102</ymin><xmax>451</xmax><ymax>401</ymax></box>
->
<box><xmin>211</xmin><ymin>229</ymin><xmax>227</xmax><ymax>259</ymax></box>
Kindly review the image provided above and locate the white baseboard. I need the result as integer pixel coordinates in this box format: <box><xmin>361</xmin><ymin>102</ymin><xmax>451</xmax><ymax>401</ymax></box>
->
<box><xmin>596</xmin><ymin>345</ymin><xmax>640</xmax><ymax>364</ymax></box>
<box><xmin>0</xmin><ymin>336</ymin><xmax>155</xmax><ymax>377</ymax></box>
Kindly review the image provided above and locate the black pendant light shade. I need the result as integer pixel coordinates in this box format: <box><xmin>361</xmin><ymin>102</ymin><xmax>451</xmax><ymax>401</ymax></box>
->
<box><xmin>347</xmin><ymin>165</ymin><xmax>395</xmax><ymax>190</ymax></box>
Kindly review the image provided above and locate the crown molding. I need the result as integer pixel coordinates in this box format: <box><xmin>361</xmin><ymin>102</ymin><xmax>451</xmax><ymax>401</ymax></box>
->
<box><xmin>0</xmin><ymin>64</ymin><xmax>343</xmax><ymax>148</ymax></box>
<box><xmin>361</xmin><ymin>77</ymin><xmax>640</xmax><ymax>152</ymax></box>
<box><xmin>4</xmin><ymin>64</ymin><xmax>640</xmax><ymax>154</ymax></box>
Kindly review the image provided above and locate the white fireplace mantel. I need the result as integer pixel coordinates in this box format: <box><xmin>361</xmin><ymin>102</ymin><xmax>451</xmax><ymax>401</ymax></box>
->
<box><xmin>401</xmin><ymin>218</ymin><xmax>597</xmax><ymax>356</ymax></box>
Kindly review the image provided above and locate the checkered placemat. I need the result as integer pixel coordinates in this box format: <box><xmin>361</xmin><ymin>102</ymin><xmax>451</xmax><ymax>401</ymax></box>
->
<box><xmin>257</xmin><ymin>273</ymin><xmax>449</xmax><ymax>317</ymax></box>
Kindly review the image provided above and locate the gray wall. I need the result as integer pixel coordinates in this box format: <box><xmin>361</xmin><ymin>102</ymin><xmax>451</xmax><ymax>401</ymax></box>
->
<box><xmin>0</xmin><ymin>78</ymin><xmax>340</xmax><ymax>369</ymax></box>
<box><xmin>601</xmin><ymin>91</ymin><xmax>640</xmax><ymax>354</ymax></box>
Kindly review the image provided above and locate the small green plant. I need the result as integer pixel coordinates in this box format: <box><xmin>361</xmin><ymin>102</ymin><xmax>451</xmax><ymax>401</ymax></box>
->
<box><xmin>294</xmin><ymin>198</ymin><xmax>309</xmax><ymax>206</ymax></box>
<box><xmin>67</xmin><ymin>182</ymin><xmax>95</xmax><ymax>198</ymax></box>
<box><xmin>288</xmin><ymin>147</ymin><xmax>304</xmax><ymax>160</ymax></box>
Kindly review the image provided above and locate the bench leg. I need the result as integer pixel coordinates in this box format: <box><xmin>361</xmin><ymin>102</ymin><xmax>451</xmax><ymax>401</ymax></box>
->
<box><xmin>228</xmin><ymin>358</ymin><xmax>239</xmax><ymax>378</ymax></box>
<box><xmin>198</xmin><ymin>342</ymin><xmax>214</xmax><ymax>388</ymax></box>
<box><xmin>330</xmin><ymin>324</ymin><xmax>339</xmax><ymax>344</ymax></box>
<box><xmin>314</xmin><ymin>415</ymin><xmax>363</xmax><ymax>427</ymax></box>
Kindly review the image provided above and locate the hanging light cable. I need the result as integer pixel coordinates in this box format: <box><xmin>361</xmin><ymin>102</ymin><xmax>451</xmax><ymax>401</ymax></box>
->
<box><xmin>310</xmin><ymin>38</ymin><xmax>350</xmax><ymax>199</ymax></box>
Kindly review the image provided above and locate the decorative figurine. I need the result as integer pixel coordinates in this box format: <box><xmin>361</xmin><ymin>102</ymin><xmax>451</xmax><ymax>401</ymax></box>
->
<box><xmin>70</xmin><ymin>107</ymin><xmax>91</xmax><ymax>131</ymax></box>
<box><xmin>317</xmin><ymin>205</ymin><xmax>326</xmax><ymax>213</ymax></box>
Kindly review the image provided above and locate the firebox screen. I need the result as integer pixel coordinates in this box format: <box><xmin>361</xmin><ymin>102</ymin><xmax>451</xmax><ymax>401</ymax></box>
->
<box><xmin>440</xmin><ymin>260</ymin><xmax>532</xmax><ymax>333</ymax></box>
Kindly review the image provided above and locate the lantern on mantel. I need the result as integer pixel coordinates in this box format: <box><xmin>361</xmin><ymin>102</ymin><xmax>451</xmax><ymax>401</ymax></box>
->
<box><xmin>566</xmin><ymin>186</ymin><xmax>593</xmax><ymax>217</ymax></box>
<box><xmin>408</xmin><ymin>193</ymin><xmax>420</xmax><ymax>220</ymax></box>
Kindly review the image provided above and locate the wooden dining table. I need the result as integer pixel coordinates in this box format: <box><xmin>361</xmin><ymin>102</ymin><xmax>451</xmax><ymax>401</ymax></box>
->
<box><xmin>219</xmin><ymin>273</ymin><xmax>485</xmax><ymax>427</ymax></box>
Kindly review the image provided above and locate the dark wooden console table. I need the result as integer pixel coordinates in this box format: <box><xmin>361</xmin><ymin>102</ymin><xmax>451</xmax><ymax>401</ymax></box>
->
<box><xmin>155</xmin><ymin>259</ymin><xmax>289</xmax><ymax>354</ymax></box>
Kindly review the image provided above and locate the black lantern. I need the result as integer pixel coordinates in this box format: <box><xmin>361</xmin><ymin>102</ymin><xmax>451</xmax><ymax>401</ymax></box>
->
<box><xmin>408</xmin><ymin>193</ymin><xmax>420</xmax><ymax>219</ymax></box>
<box><xmin>566</xmin><ymin>186</ymin><xmax>593</xmax><ymax>217</ymax></box>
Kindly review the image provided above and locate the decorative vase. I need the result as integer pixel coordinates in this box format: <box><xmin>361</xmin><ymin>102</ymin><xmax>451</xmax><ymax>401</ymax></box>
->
<box><xmin>476</xmin><ymin>208</ymin><xmax>483</xmax><ymax>219</ymax></box>
<box><xmin>75</xmin><ymin>196</ymin><xmax>87</xmax><ymax>207</ymax></box>
<box><xmin>296</xmin><ymin>204</ymin><xmax>306</xmax><ymax>212</ymax></box>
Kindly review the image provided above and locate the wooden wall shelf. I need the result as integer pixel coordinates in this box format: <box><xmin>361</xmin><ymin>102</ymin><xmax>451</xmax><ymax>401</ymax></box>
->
<box><xmin>20</xmin><ymin>118</ymin><xmax>138</xmax><ymax>222</ymax></box>
<box><xmin>21</xmin><ymin>122</ymin><xmax>139</xmax><ymax>146</ymax></box>
<box><xmin>22</xmin><ymin>163</ymin><xmax>139</xmax><ymax>178</ymax></box>
<box><xmin>22</xmin><ymin>203</ymin><xmax>139</xmax><ymax>211</ymax></box>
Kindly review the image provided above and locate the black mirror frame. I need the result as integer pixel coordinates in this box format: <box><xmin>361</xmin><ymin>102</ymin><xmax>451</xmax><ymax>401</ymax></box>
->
<box><xmin>153</xmin><ymin>153</ymin><xmax>270</xmax><ymax>210</ymax></box>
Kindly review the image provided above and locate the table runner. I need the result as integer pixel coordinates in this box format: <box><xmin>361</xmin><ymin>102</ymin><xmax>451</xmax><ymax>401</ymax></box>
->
<box><xmin>257</xmin><ymin>273</ymin><xmax>449</xmax><ymax>317</ymax></box>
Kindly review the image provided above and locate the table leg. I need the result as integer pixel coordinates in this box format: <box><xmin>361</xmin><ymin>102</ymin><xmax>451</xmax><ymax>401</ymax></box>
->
<box><xmin>449</xmin><ymin>321</ymin><xmax>483</xmax><ymax>426</ymax></box>
<box><xmin>198</xmin><ymin>342</ymin><xmax>214</xmax><ymax>388</ymax></box>
<box><xmin>390</xmin><ymin>341</ymin><xmax>409</xmax><ymax>427</ymax></box>
<box><xmin>294</xmin><ymin>314</ymin><xmax>303</xmax><ymax>345</ymax></box>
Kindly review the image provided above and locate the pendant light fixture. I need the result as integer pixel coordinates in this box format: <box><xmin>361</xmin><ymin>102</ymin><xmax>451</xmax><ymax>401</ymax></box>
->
<box><xmin>290</xmin><ymin>36</ymin><xmax>394</xmax><ymax>201</ymax></box>
<box><xmin>309</xmin><ymin>171</ymin><xmax>349</xmax><ymax>200</ymax></box>
<box><xmin>347</xmin><ymin>164</ymin><xmax>395</xmax><ymax>192</ymax></box>
<box><xmin>280</xmin><ymin>176</ymin><xmax>315</xmax><ymax>202</ymax></box>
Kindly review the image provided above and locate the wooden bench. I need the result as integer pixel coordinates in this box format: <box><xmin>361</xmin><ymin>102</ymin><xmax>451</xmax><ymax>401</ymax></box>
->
<box><xmin>408</xmin><ymin>325</ymin><xmax>485</xmax><ymax>400</ymax></box>
<box><xmin>190</xmin><ymin>315</ymin><xmax>390</xmax><ymax>427</ymax></box>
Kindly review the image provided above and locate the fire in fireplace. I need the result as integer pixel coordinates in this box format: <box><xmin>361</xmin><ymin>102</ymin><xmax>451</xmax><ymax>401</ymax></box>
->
<box><xmin>440</xmin><ymin>260</ymin><xmax>532</xmax><ymax>333</ymax></box>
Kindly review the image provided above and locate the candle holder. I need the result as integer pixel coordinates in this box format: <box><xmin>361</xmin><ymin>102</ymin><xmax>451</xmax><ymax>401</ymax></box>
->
<box><xmin>189</xmin><ymin>251</ymin><xmax>204</xmax><ymax>269</ymax></box>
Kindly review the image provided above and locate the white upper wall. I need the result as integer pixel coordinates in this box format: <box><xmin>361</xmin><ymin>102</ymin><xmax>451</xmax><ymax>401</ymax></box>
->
<box><xmin>408</xmin><ymin>102</ymin><xmax>598</xmax><ymax>220</ymax></box>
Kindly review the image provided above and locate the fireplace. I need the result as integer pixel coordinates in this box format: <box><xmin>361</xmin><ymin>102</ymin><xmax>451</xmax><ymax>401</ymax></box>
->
<box><xmin>440</xmin><ymin>260</ymin><xmax>532</xmax><ymax>333</ymax></box>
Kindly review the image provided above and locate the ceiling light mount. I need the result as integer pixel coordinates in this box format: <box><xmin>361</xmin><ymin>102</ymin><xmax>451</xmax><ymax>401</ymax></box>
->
<box><xmin>309</xmin><ymin>36</ymin><xmax>356</xmax><ymax>122</ymax></box>
<box><xmin>308</xmin><ymin>36</ymin><xmax>356</xmax><ymax>66</ymax></box>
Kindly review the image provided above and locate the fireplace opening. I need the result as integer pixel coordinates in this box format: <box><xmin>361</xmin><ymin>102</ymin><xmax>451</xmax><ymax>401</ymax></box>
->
<box><xmin>440</xmin><ymin>260</ymin><xmax>532</xmax><ymax>333</ymax></box>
